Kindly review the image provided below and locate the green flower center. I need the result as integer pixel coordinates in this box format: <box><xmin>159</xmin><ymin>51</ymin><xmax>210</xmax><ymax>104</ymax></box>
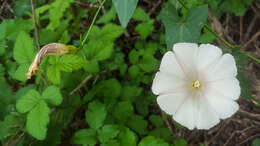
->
<box><xmin>192</xmin><ymin>80</ymin><xmax>201</xmax><ymax>89</ymax></box>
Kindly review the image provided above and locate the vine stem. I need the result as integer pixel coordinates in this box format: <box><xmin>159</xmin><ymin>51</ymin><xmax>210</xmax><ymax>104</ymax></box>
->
<box><xmin>176</xmin><ymin>0</ymin><xmax>260</xmax><ymax>63</ymax></box>
<box><xmin>80</xmin><ymin>0</ymin><xmax>107</xmax><ymax>48</ymax></box>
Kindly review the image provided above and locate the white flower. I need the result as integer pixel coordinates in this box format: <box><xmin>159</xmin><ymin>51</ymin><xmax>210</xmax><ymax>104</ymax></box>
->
<box><xmin>152</xmin><ymin>43</ymin><xmax>240</xmax><ymax>130</ymax></box>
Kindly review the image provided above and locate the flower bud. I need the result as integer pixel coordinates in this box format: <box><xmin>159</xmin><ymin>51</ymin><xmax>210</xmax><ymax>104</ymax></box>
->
<box><xmin>26</xmin><ymin>43</ymin><xmax>77</xmax><ymax>79</ymax></box>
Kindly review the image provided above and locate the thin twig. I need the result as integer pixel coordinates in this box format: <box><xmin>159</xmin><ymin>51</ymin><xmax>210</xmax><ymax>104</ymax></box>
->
<box><xmin>69</xmin><ymin>74</ymin><xmax>94</xmax><ymax>96</ymax></box>
<box><xmin>244</xmin><ymin>15</ymin><xmax>257</xmax><ymax>42</ymax></box>
<box><xmin>30</xmin><ymin>0</ymin><xmax>41</xmax><ymax>50</ymax></box>
<box><xmin>241</xmin><ymin>30</ymin><xmax>260</xmax><ymax>51</ymax></box>
<box><xmin>69</xmin><ymin>71</ymin><xmax>106</xmax><ymax>96</ymax></box>
<box><xmin>148</xmin><ymin>0</ymin><xmax>162</xmax><ymax>16</ymax></box>
<box><xmin>74</xmin><ymin>0</ymin><xmax>99</xmax><ymax>8</ymax></box>
<box><xmin>236</xmin><ymin>133</ymin><xmax>260</xmax><ymax>146</ymax></box>
<box><xmin>239</xmin><ymin>16</ymin><xmax>243</xmax><ymax>44</ymax></box>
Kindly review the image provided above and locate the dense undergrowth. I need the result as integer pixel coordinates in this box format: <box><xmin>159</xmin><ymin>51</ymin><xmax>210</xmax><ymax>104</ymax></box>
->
<box><xmin>0</xmin><ymin>0</ymin><xmax>259</xmax><ymax>145</ymax></box>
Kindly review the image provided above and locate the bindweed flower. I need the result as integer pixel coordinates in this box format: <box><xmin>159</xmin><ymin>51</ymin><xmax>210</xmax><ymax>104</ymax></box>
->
<box><xmin>152</xmin><ymin>43</ymin><xmax>240</xmax><ymax>130</ymax></box>
<box><xmin>27</xmin><ymin>43</ymin><xmax>77</xmax><ymax>79</ymax></box>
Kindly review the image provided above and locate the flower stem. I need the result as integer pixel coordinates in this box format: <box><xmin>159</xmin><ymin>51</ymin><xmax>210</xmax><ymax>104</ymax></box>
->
<box><xmin>176</xmin><ymin>0</ymin><xmax>260</xmax><ymax>63</ymax></box>
<box><xmin>80</xmin><ymin>0</ymin><xmax>107</xmax><ymax>48</ymax></box>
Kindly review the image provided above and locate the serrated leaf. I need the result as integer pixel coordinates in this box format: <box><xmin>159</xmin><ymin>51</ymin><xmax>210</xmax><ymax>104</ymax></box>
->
<box><xmin>98</xmin><ymin>125</ymin><xmax>119</xmax><ymax>143</ymax></box>
<box><xmin>128</xmin><ymin>65</ymin><xmax>140</xmax><ymax>79</ymax></box>
<box><xmin>112</xmin><ymin>0</ymin><xmax>138</xmax><ymax>27</ymax></box>
<box><xmin>160</xmin><ymin>4</ymin><xmax>208</xmax><ymax>49</ymax></box>
<box><xmin>127</xmin><ymin>115</ymin><xmax>147</xmax><ymax>135</ymax></box>
<box><xmin>13</xmin><ymin>31</ymin><xmax>35</xmax><ymax>64</ymax></box>
<box><xmin>47</xmin><ymin>0</ymin><xmax>73</xmax><ymax>30</ymax></box>
<box><xmin>150</xmin><ymin>128</ymin><xmax>172</xmax><ymax>142</ymax></box>
<box><xmin>14</xmin><ymin>63</ymin><xmax>30</xmax><ymax>82</ymax></box>
<box><xmin>16</xmin><ymin>90</ymin><xmax>41</xmax><ymax>114</ymax></box>
<box><xmin>135</xmin><ymin>20</ymin><xmax>154</xmax><ymax>39</ymax></box>
<box><xmin>149</xmin><ymin>115</ymin><xmax>164</xmax><ymax>128</ymax></box>
<box><xmin>133</xmin><ymin>7</ymin><xmax>150</xmax><ymax>21</ymax></box>
<box><xmin>71</xmin><ymin>129</ymin><xmax>97</xmax><ymax>146</ymax></box>
<box><xmin>119</xmin><ymin>127</ymin><xmax>137</xmax><ymax>146</ymax></box>
<box><xmin>138</xmin><ymin>54</ymin><xmax>158</xmax><ymax>72</ymax></box>
<box><xmin>113</xmin><ymin>101</ymin><xmax>134</xmax><ymax>122</ymax></box>
<box><xmin>42</xmin><ymin>86</ymin><xmax>63</xmax><ymax>106</ymax></box>
<box><xmin>97</xmin><ymin>6</ymin><xmax>117</xmax><ymax>24</ymax></box>
<box><xmin>58</xmin><ymin>55</ymin><xmax>87</xmax><ymax>72</ymax></box>
<box><xmin>138</xmin><ymin>136</ymin><xmax>169</xmax><ymax>146</ymax></box>
<box><xmin>85</xmin><ymin>100</ymin><xmax>107</xmax><ymax>130</ymax></box>
<box><xmin>26</xmin><ymin>100</ymin><xmax>50</xmax><ymax>140</ymax></box>
<box><xmin>47</xmin><ymin>65</ymin><xmax>61</xmax><ymax>85</ymax></box>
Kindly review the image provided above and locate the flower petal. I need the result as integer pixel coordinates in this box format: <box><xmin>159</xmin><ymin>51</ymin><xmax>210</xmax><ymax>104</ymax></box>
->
<box><xmin>173</xmin><ymin>97</ymin><xmax>197</xmax><ymax>130</ymax></box>
<box><xmin>152</xmin><ymin>71</ymin><xmax>186</xmax><ymax>95</ymax></box>
<box><xmin>157</xmin><ymin>92</ymin><xmax>188</xmax><ymax>115</ymax></box>
<box><xmin>173</xmin><ymin>43</ymin><xmax>198</xmax><ymax>79</ymax></box>
<box><xmin>196</xmin><ymin>96</ymin><xmax>220</xmax><ymax>129</ymax></box>
<box><xmin>159</xmin><ymin>51</ymin><xmax>185</xmax><ymax>79</ymax></box>
<box><xmin>205</xmin><ymin>54</ymin><xmax>237</xmax><ymax>81</ymax></box>
<box><xmin>204</xmin><ymin>89</ymin><xmax>239</xmax><ymax>119</ymax></box>
<box><xmin>207</xmin><ymin>78</ymin><xmax>241</xmax><ymax>100</ymax></box>
<box><xmin>197</xmin><ymin>44</ymin><xmax>222</xmax><ymax>72</ymax></box>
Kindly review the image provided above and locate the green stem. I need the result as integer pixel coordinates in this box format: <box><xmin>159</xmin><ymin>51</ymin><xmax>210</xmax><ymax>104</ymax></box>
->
<box><xmin>80</xmin><ymin>0</ymin><xmax>107</xmax><ymax>48</ymax></box>
<box><xmin>204</xmin><ymin>24</ymin><xmax>235</xmax><ymax>49</ymax></box>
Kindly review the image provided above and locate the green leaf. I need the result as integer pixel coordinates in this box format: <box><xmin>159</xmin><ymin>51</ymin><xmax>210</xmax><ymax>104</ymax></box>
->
<box><xmin>85</xmin><ymin>100</ymin><xmax>107</xmax><ymax>130</ymax></box>
<box><xmin>71</xmin><ymin>129</ymin><xmax>97</xmax><ymax>146</ymax></box>
<box><xmin>113</xmin><ymin>101</ymin><xmax>134</xmax><ymax>122</ymax></box>
<box><xmin>97</xmin><ymin>6</ymin><xmax>117</xmax><ymax>24</ymax></box>
<box><xmin>149</xmin><ymin>115</ymin><xmax>164</xmax><ymax>128</ymax></box>
<box><xmin>98</xmin><ymin>125</ymin><xmax>119</xmax><ymax>143</ymax></box>
<box><xmin>150</xmin><ymin>128</ymin><xmax>172</xmax><ymax>142</ymax></box>
<box><xmin>160</xmin><ymin>4</ymin><xmax>208</xmax><ymax>49</ymax></box>
<box><xmin>112</xmin><ymin>0</ymin><xmax>139</xmax><ymax>27</ymax></box>
<box><xmin>119</xmin><ymin>127</ymin><xmax>137</xmax><ymax>146</ymax></box>
<box><xmin>253</xmin><ymin>138</ymin><xmax>260</xmax><ymax>146</ymax></box>
<box><xmin>133</xmin><ymin>7</ymin><xmax>150</xmax><ymax>21</ymax></box>
<box><xmin>13</xmin><ymin>31</ymin><xmax>35</xmax><ymax>64</ymax></box>
<box><xmin>138</xmin><ymin>136</ymin><xmax>169</xmax><ymax>146</ymax></box>
<box><xmin>26</xmin><ymin>100</ymin><xmax>50</xmax><ymax>140</ymax></box>
<box><xmin>14</xmin><ymin>63</ymin><xmax>30</xmax><ymax>82</ymax></box>
<box><xmin>42</xmin><ymin>86</ymin><xmax>63</xmax><ymax>106</ymax></box>
<box><xmin>58</xmin><ymin>55</ymin><xmax>87</xmax><ymax>72</ymax></box>
<box><xmin>135</xmin><ymin>20</ymin><xmax>154</xmax><ymax>39</ymax></box>
<box><xmin>232</xmin><ymin>50</ymin><xmax>252</xmax><ymax>99</ymax></box>
<box><xmin>0</xmin><ymin>20</ymin><xmax>7</xmax><ymax>39</ymax></box>
<box><xmin>0</xmin><ymin>40</ymin><xmax>6</xmax><ymax>56</ymax></box>
<box><xmin>101</xmin><ymin>140</ymin><xmax>120</xmax><ymax>146</ymax></box>
<box><xmin>16</xmin><ymin>90</ymin><xmax>41</xmax><ymax>114</ymax></box>
<box><xmin>127</xmin><ymin>115</ymin><xmax>147</xmax><ymax>135</ymax></box>
<box><xmin>129</xmin><ymin>50</ymin><xmax>140</xmax><ymax>64</ymax></box>
<box><xmin>0</xmin><ymin>121</ymin><xmax>9</xmax><ymax>139</ymax></box>
<box><xmin>47</xmin><ymin>0</ymin><xmax>73</xmax><ymax>30</ymax></box>
<box><xmin>138</xmin><ymin>54</ymin><xmax>158</xmax><ymax>72</ymax></box>
<box><xmin>128</xmin><ymin>65</ymin><xmax>140</xmax><ymax>79</ymax></box>
<box><xmin>173</xmin><ymin>138</ymin><xmax>187</xmax><ymax>146</ymax></box>
<box><xmin>47</xmin><ymin>65</ymin><xmax>61</xmax><ymax>85</ymax></box>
